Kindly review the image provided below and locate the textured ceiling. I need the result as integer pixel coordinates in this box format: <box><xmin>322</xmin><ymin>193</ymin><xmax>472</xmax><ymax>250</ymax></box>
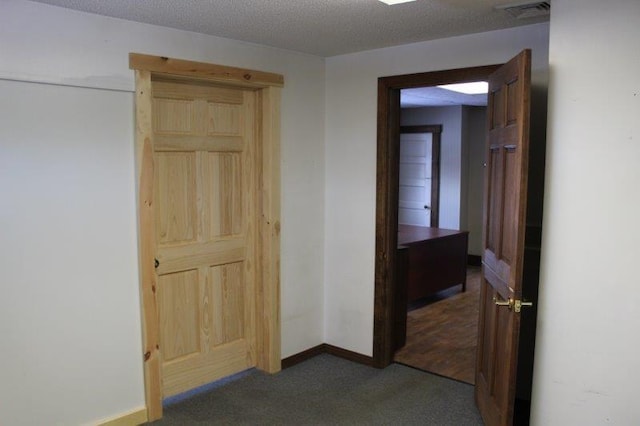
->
<box><xmin>29</xmin><ymin>0</ymin><xmax>549</xmax><ymax>57</ymax></box>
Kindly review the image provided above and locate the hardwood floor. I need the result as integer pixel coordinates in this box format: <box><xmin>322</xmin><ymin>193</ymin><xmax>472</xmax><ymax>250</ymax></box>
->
<box><xmin>394</xmin><ymin>266</ymin><xmax>481</xmax><ymax>384</ymax></box>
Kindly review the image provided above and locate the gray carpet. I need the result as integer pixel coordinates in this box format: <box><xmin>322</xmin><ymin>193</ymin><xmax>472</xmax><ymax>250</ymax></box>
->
<box><xmin>150</xmin><ymin>354</ymin><xmax>484</xmax><ymax>425</ymax></box>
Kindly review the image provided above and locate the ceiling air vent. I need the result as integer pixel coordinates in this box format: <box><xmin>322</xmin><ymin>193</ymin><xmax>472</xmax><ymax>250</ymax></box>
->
<box><xmin>495</xmin><ymin>1</ymin><xmax>550</xmax><ymax>19</ymax></box>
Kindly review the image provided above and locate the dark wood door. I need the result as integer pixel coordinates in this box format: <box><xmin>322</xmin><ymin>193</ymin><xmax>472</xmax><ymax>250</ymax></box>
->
<box><xmin>475</xmin><ymin>49</ymin><xmax>532</xmax><ymax>426</ymax></box>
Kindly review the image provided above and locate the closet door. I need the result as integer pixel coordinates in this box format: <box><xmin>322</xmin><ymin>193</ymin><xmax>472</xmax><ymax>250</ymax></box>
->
<box><xmin>152</xmin><ymin>79</ymin><xmax>258</xmax><ymax>397</ymax></box>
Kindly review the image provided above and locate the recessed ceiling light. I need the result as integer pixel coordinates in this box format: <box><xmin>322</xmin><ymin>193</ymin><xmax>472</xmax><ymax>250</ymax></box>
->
<box><xmin>378</xmin><ymin>0</ymin><xmax>417</xmax><ymax>5</ymax></box>
<box><xmin>437</xmin><ymin>82</ymin><xmax>489</xmax><ymax>95</ymax></box>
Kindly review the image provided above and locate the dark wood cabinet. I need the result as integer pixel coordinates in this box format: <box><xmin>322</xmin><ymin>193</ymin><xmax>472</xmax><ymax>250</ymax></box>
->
<box><xmin>394</xmin><ymin>225</ymin><xmax>469</xmax><ymax>350</ymax></box>
<box><xmin>392</xmin><ymin>225</ymin><xmax>469</xmax><ymax>350</ymax></box>
<box><xmin>398</xmin><ymin>225</ymin><xmax>468</xmax><ymax>302</ymax></box>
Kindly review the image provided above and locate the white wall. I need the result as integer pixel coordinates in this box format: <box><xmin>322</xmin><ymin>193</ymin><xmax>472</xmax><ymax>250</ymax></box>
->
<box><xmin>0</xmin><ymin>80</ymin><xmax>143</xmax><ymax>426</ymax></box>
<box><xmin>0</xmin><ymin>0</ymin><xmax>325</xmax><ymax>424</ymax></box>
<box><xmin>402</xmin><ymin>106</ymin><xmax>464</xmax><ymax>230</ymax></box>
<box><xmin>324</xmin><ymin>23</ymin><xmax>550</xmax><ymax>355</ymax></box>
<box><xmin>531</xmin><ymin>0</ymin><xmax>640</xmax><ymax>424</ymax></box>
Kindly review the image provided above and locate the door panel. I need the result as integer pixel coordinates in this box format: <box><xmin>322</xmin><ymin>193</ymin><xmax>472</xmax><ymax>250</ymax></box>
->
<box><xmin>208</xmin><ymin>103</ymin><xmax>242</xmax><ymax>135</ymax></box>
<box><xmin>155</xmin><ymin>152</ymin><xmax>197</xmax><ymax>244</ymax></box>
<box><xmin>501</xmin><ymin>147</ymin><xmax>517</xmax><ymax>264</ymax></box>
<box><xmin>153</xmin><ymin>78</ymin><xmax>257</xmax><ymax>398</ymax></box>
<box><xmin>158</xmin><ymin>270</ymin><xmax>200</xmax><ymax>361</ymax></box>
<box><xmin>211</xmin><ymin>262</ymin><xmax>245</xmax><ymax>344</ymax></box>
<box><xmin>207</xmin><ymin>152</ymin><xmax>243</xmax><ymax>237</ymax></box>
<box><xmin>475</xmin><ymin>49</ymin><xmax>532</xmax><ymax>426</ymax></box>
<box><xmin>154</xmin><ymin>98</ymin><xmax>193</xmax><ymax>133</ymax></box>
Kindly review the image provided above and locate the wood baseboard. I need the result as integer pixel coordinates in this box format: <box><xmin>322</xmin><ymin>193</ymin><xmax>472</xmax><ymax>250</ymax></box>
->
<box><xmin>323</xmin><ymin>344</ymin><xmax>375</xmax><ymax>366</ymax></box>
<box><xmin>281</xmin><ymin>344</ymin><xmax>326</xmax><ymax>369</ymax></box>
<box><xmin>282</xmin><ymin>344</ymin><xmax>374</xmax><ymax>369</ymax></box>
<box><xmin>96</xmin><ymin>407</ymin><xmax>147</xmax><ymax>426</ymax></box>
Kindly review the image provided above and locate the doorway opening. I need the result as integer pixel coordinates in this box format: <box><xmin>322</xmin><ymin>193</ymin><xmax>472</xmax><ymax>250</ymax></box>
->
<box><xmin>373</xmin><ymin>64</ymin><xmax>500</xmax><ymax>369</ymax></box>
<box><xmin>394</xmin><ymin>85</ymin><xmax>488</xmax><ymax>383</ymax></box>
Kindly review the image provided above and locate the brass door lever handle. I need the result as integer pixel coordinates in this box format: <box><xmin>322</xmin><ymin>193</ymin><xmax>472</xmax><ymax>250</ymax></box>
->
<box><xmin>493</xmin><ymin>296</ymin><xmax>513</xmax><ymax>309</ymax></box>
<box><xmin>493</xmin><ymin>296</ymin><xmax>533</xmax><ymax>313</ymax></box>
<box><xmin>514</xmin><ymin>300</ymin><xmax>533</xmax><ymax>313</ymax></box>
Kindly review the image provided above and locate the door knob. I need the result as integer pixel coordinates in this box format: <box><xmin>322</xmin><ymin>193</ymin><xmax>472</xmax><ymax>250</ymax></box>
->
<box><xmin>424</xmin><ymin>205</ymin><xmax>430</xmax><ymax>210</ymax></box>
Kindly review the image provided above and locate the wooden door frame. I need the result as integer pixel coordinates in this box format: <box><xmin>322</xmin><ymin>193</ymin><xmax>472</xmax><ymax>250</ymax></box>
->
<box><xmin>373</xmin><ymin>64</ymin><xmax>501</xmax><ymax>368</ymax></box>
<box><xmin>129</xmin><ymin>53</ymin><xmax>284</xmax><ymax>421</ymax></box>
<box><xmin>399</xmin><ymin>125</ymin><xmax>442</xmax><ymax>227</ymax></box>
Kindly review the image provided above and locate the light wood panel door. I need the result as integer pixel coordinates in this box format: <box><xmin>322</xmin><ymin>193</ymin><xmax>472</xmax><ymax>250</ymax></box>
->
<box><xmin>475</xmin><ymin>49</ymin><xmax>532</xmax><ymax>426</ymax></box>
<box><xmin>152</xmin><ymin>78</ymin><xmax>258</xmax><ymax>397</ymax></box>
<box><xmin>132</xmin><ymin>54</ymin><xmax>282</xmax><ymax>422</ymax></box>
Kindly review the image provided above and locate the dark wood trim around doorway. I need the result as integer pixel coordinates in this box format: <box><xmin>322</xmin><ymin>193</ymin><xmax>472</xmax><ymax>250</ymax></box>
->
<box><xmin>373</xmin><ymin>64</ymin><xmax>501</xmax><ymax>368</ymax></box>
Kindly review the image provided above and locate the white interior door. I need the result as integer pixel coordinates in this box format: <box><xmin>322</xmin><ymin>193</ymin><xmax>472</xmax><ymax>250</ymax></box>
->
<box><xmin>398</xmin><ymin>132</ymin><xmax>432</xmax><ymax>226</ymax></box>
